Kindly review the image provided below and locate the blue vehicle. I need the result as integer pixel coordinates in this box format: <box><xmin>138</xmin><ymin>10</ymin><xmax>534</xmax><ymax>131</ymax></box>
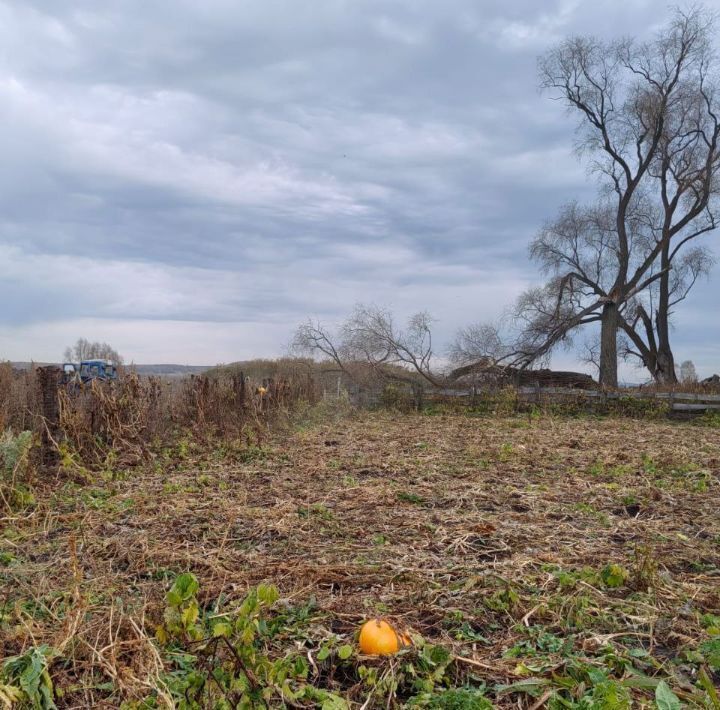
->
<box><xmin>62</xmin><ymin>359</ymin><xmax>118</xmax><ymax>384</ymax></box>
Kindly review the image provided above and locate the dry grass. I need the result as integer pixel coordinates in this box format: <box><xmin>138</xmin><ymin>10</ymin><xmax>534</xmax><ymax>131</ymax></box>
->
<box><xmin>1</xmin><ymin>409</ymin><xmax>719</xmax><ymax>707</ymax></box>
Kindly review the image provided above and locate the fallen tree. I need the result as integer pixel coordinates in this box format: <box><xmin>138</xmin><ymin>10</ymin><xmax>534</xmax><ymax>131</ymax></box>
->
<box><xmin>449</xmin><ymin>361</ymin><xmax>598</xmax><ymax>390</ymax></box>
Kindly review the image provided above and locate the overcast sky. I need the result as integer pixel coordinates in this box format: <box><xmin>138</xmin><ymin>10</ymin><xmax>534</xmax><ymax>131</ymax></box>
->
<box><xmin>1</xmin><ymin>0</ymin><xmax>719</xmax><ymax>376</ymax></box>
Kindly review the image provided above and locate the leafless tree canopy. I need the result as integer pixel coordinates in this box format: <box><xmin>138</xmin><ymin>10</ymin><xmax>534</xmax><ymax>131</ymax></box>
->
<box><xmin>678</xmin><ymin>359</ymin><xmax>698</xmax><ymax>383</ymax></box>
<box><xmin>448</xmin><ymin>322</ymin><xmax>513</xmax><ymax>367</ymax></box>
<box><xmin>63</xmin><ymin>338</ymin><xmax>124</xmax><ymax>365</ymax></box>
<box><xmin>292</xmin><ymin>304</ymin><xmax>440</xmax><ymax>389</ymax></box>
<box><xmin>521</xmin><ymin>7</ymin><xmax>720</xmax><ymax>385</ymax></box>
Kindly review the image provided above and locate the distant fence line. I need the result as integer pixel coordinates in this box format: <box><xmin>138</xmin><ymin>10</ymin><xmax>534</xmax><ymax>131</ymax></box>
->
<box><xmin>433</xmin><ymin>385</ymin><xmax>720</xmax><ymax>414</ymax></box>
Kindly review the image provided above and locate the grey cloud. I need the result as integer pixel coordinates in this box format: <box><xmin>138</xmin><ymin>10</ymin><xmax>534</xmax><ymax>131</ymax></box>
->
<box><xmin>0</xmin><ymin>0</ymin><xmax>717</xmax><ymax>371</ymax></box>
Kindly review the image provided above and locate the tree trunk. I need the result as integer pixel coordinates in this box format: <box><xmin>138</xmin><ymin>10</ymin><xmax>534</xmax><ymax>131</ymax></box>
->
<box><xmin>655</xmin><ymin>350</ymin><xmax>677</xmax><ymax>384</ymax></box>
<box><xmin>599</xmin><ymin>302</ymin><xmax>619</xmax><ymax>388</ymax></box>
<box><xmin>654</xmin><ymin>249</ymin><xmax>678</xmax><ymax>385</ymax></box>
<box><xmin>655</xmin><ymin>314</ymin><xmax>677</xmax><ymax>384</ymax></box>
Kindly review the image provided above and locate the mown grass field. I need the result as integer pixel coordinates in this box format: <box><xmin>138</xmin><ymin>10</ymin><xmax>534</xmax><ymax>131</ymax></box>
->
<box><xmin>1</xmin><ymin>408</ymin><xmax>719</xmax><ymax>708</ymax></box>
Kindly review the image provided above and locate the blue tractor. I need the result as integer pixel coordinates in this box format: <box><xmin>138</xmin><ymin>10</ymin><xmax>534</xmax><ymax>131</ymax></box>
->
<box><xmin>62</xmin><ymin>359</ymin><xmax>119</xmax><ymax>384</ymax></box>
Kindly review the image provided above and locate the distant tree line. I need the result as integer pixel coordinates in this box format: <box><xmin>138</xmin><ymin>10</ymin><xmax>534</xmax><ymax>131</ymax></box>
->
<box><xmin>63</xmin><ymin>338</ymin><xmax>124</xmax><ymax>365</ymax></box>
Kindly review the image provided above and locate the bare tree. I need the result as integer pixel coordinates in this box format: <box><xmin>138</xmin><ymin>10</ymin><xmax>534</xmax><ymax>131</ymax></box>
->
<box><xmin>291</xmin><ymin>320</ymin><xmax>355</xmax><ymax>381</ymax></box>
<box><xmin>63</xmin><ymin>338</ymin><xmax>124</xmax><ymax>365</ymax></box>
<box><xmin>534</xmin><ymin>8</ymin><xmax>720</xmax><ymax>386</ymax></box>
<box><xmin>341</xmin><ymin>305</ymin><xmax>440</xmax><ymax>387</ymax></box>
<box><xmin>447</xmin><ymin>279</ymin><xmax>582</xmax><ymax>374</ymax></box>
<box><xmin>679</xmin><ymin>359</ymin><xmax>698</xmax><ymax>383</ymax></box>
<box><xmin>292</xmin><ymin>305</ymin><xmax>441</xmax><ymax>398</ymax></box>
<box><xmin>448</xmin><ymin>322</ymin><xmax>513</xmax><ymax>367</ymax></box>
<box><xmin>619</xmin><ymin>245</ymin><xmax>714</xmax><ymax>378</ymax></box>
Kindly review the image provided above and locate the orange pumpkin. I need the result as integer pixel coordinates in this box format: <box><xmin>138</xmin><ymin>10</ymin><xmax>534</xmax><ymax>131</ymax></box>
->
<box><xmin>358</xmin><ymin>619</ymin><xmax>411</xmax><ymax>655</ymax></box>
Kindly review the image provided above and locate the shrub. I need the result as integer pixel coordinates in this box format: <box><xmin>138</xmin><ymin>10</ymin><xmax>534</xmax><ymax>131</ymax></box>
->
<box><xmin>379</xmin><ymin>383</ymin><xmax>416</xmax><ymax>412</ymax></box>
<box><xmin>0</xmin><ymin>429</ymin><xmax>35</xmax><ymax>510</ymax></box>
<box><xmin>0</xmin><ymin>644</ymin><xmax>57</xmax><ymax>709</ymax></box>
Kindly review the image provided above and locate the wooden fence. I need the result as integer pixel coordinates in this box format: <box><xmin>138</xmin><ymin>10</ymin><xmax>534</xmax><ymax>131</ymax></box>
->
<box><xmin>434</xmin><ymin>386</ymin><xmax>720</xmax><ymax>414</ymax></box>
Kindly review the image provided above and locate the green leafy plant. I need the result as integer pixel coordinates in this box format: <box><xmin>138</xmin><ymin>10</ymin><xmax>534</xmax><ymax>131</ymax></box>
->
<box><xmin>699</xmin><ymin>637</ymin><xmax>720</xmax><ymax>671</ymax></box>
<box><xmin>700</xmin><ymin>614</ymin><xmax>720</xmax><ymax>635</ymax></box>
<box><xmin>0</xmin><ymin>429</ymin><xmax>35</xmax><ymax>510</ymax></box>
<box><xmin>397</xmin><ymin>491</ymin><xmax>425</xmax><ymax>505</ymax></box>
<box><xmin>408</xmin><ymin>687</ymin><xmax>493</xmax><ymax>708</ymax></box>
<box><xmin>1</xmin><ymin>644</ymin><xmax>57</xmax><ymax>709</ymax></box>
<box><xmin>354</xmin><ymin>640</ymin><xmax>458</xmax><ymax>705</ymax></box>
<box><xmin>157</xmin><ymin>572</ymin><xmax>202</xmax><ymax>643</ymax></box>
<box><xmin>654</xmin><ymin>681</ymin><xmax>681</xmax><ymax>710</ymax></box>
<box><xmin>600</xmin><ymin>564</ymin><xmax>629</xmax><ymax>589</ymax></box>
<box><xmin>152</xmin><ymin>573</ymin><xmax>346</xmax><ymax>708</ymax></box>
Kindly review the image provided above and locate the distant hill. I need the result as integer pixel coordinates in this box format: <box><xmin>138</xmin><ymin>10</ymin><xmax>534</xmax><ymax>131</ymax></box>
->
<box><xmin>129</xmin><ymin>364</ymin><xmax>210</xmax><ymax>376</ymax></box>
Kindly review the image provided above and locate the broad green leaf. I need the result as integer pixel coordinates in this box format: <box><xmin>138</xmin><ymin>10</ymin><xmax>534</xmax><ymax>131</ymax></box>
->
<box><xmin>181</xmin><ymin>601</ymin><xmax>199</xmax><ymax>628</ymax></box>
<box><xmin>212</xmin><ymin>622</ymin><xmax>232</xmax><ymax>638</ymax></box>
<box><xmin>497</xmin><ymin>678</ymin><xmax>551</xmax><ymax>698</ymax></box>
<box><xmin>321</xmin><ymin>696</ymin><xmax>350</xmax><ymax>710</ymax></box>
<box><xmin>601</xmin><ymin>564</ymin><xmax>629</xmax><ymax>588</ymax></box>
<box><xmin>587</xmin><ymin>668</ymin><xmax>609</xmax><ymax>685</ymax></box>
<box><xmin>338</xmin><ymin>645</ymin><xmax>353</xmax><ymax>660</ymax></box>
<box><xmin>655</xmin><ymin>681</ymin><xmax>681</xmax><ymax>710</ymax></box>
<box><xmin>168</xmin><ymin>572</ymin><xmax>199</xmax><ymax>605</ymax></box>
<box><xmin>256</xmin><ymin>584</ymin><xmax>279</xmax><ymax>605</ymax></box>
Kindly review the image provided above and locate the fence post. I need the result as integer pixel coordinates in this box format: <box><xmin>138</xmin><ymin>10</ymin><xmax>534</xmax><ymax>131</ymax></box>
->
<box><xmin>37</xmin><ymin>366</ymin><xmax>62</xmax><ymax>468</ymax></box>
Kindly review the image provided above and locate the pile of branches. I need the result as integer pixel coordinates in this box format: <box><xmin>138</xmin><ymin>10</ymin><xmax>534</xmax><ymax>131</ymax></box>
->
<box><xmin>449</xmin><ymin>361</ymin><xmax>598</xmax><ymax>390</ymax></box>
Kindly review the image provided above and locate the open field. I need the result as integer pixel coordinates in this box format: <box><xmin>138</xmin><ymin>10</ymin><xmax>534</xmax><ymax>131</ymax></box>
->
<box><xmin>1</xmin><ymin>409</ymin><xmax>720</xmax><ymax>708</ymax></box>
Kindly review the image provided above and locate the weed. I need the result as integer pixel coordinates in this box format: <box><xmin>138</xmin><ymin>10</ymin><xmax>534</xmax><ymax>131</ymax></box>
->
<box><xmin>700</xmin><ymin>613</ymin><xmax>720</xmax><ymax>635</ymax></box>
<box><xmin>697</xmin><ymin>411</ymin><xmax>720</xmax><ymax>428</ymax></box>
<box><xmin>408</xmin><ymin>687</ymin><xmax>492</xmax><ymax>708</ymax></box>
<box><xmin>600</xmin><ymin>564</ymin><xmax>629</xmax><ymax>589</ymax></box>
<box><xmin>587</xmin><ymin>461</ymin><xmax>605</xmax><ymax>477</ymax></box>
<box><xmin>484</xmin><ymin>586</ymin><xmax>520</xmax><ymax>613</ymax></box>
<box><xmin>397</xmin><ymin>491</ymin><xmax>425</xmax><ymax>505</ymax></box>
<box><xmin>234</xmin><ymin>445</ymin><xmax>269</xmax><ymax>463</ymax></box>
<box><xmin>642</xmin><ymin>454</ymin><xmax>658</xmax><ymax>475</ymax></box>
<box><xmin>499</xmin><ymin>442</ymin><xmax>515</xmax><ymax>460</ymax></box>
<box><xmin>297</xmin><ymin>503</ymin><xmax>334</xmax><ymax>520</ymax></box>
<box><xmin>630</xmin><ymin>545</ymin><xmax>658</xmax><ymax>591</ymax></box>
<box><xmin>699</xmin><ymin>637</ymin><xmax>720</xmax><ymax>671</ymax></box>
<box><xmin>0</xmin><ymin>429</ymin><xmax>35</xmax><ymax>510</ymax></box>
<box><xmin>504</xmin><ymin>626</ymin><xmax>573</xmax><ymax>659</ymax></box>
<box><xmin>1</xmin><ymin>644</ymin><xmax>57</xmax><ymax>709</ymax></box>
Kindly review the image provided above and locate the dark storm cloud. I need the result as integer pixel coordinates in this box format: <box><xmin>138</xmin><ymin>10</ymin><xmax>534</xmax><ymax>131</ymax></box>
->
<box><xmin>1</xmin><ymin>0</ymin><xmax>718</xmax><ymax>373</ymax></box>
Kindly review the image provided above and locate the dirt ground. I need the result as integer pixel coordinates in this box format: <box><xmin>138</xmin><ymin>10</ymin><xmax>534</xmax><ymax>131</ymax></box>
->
<box><xmin>1</xmin><ymin>409</ymin><xmax>719</xmax><ymax>707</ymax></box>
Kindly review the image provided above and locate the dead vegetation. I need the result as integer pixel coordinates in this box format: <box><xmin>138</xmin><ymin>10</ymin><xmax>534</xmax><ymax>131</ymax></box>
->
<box><xmin>1</xmin><ymin>404</ymin><xmax>719</xmax><ymax>708</ymax></box>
